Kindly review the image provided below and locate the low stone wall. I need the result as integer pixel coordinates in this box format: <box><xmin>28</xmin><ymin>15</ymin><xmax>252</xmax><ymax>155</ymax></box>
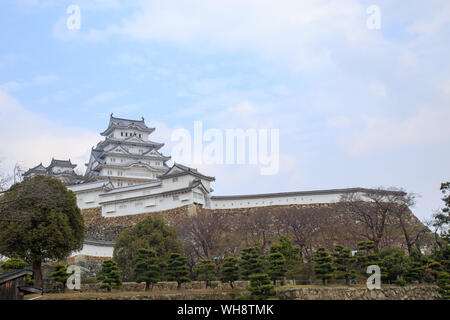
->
<box><xmin>80</xmin><ymin>281</ymin><xmax>252</xmax><ymax>292</ymax></box>
<box><xmin>77</xmin><ymin>281</ymin><xmax>437</xmax><ymax>300</ymax></box>
<box><xmin>277</xmin><ymin>285</ymin><xmax>439</xmax><ymax>300</ymax></box>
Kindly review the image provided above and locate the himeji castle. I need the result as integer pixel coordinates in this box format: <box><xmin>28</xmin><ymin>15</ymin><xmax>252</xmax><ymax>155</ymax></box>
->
<box><xmin>23</xmin><ymin>114</ymin><xmax>402</xmax><ymax>257</ymax></box>
<box><xmin>23</xmin><ymin>114</ymin><xmax>390</xmax><ymax>217</ymax></box>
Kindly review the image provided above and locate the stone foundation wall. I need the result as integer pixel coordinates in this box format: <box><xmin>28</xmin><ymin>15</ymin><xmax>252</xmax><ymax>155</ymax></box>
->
<box><xmin>277</xmin><ymin>285</ymin><xmax>438</xmax><ymax>300</ymax></box>
<box><xmin>82</xmin><ymin>205</ymin><xmax>194</xmax><ymax>241</ymax></box>
<box><xmin>74</xmin><ymin>282</ymin><xmax>438</xmax><ymax>300</ymax></box>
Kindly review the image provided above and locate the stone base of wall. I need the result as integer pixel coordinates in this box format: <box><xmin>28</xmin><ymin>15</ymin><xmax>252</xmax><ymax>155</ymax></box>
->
<box><xmin>76</xmin><ymin>281</ymin><xmax>438</xmax><ymax>300</ymax></box>
<box><xmin>277</xmin><ymin>285</ymin><xmax>438</xmax><ymax>300</ymax></box>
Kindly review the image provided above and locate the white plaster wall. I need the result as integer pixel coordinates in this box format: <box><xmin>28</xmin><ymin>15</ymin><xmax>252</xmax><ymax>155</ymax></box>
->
<box><xmin>71</xmin><ymin>244</ymin><xmax>114</xmax><ymax>258</ymax></box>
<box><xmin>101</xmin><ymin>190</ymin><xmax>195</xmax><ymax>217</ymax></box>
<box><xmin>210</xmin><ymin>192</ymin><xmax>344</xmax><ymax>209</ymax></box>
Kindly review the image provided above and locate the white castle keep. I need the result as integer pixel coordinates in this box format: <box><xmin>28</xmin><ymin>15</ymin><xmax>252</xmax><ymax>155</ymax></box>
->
<box><xmin>23</xmin><ymin>115</ymin><xmax>384</xmax><ymax>257</ymax></box>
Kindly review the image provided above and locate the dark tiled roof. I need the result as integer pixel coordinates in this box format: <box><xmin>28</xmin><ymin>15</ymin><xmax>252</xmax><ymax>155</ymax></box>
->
<box><xmin>0</xmin><ymin>269</ymin><xmax>33</xmax><ymax>285</ymax></box>
<box><xmin>101</xmin><ymin>114</ymin><xmax>155</xmax><ymax>135</ymax></box>
<box><xmin>210</xmin><ymin>188</ymin><xmax>406</xmax><ymax>200</ymax></box>
<box><xmin>47</xmin><ymin>158</ymin><xmax>77</xmax><ymax>169</ymax></box>
<box><xmin>23</xmin><ymin>163</ymin><xmax>47</xmax><ymax>176</ymax></box>
<box><xmin>158</xmin><ymin>163</ymin><xmax>215</xmax><ymax>181</ymax></box>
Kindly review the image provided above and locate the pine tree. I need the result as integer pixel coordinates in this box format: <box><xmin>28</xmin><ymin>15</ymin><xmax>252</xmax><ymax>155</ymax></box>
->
<box><xmin>355</xmin><ymin>241</ymin><xmax>381</xmax><ymax>275</ymax></box>
<box><xmin>436</xmin><ymin>272</ymin><xmax>450</xmax><ymax>300</ymax></box>
<box><xmin>270</xmin><ymin>236</ymin><xmax>303</xmax><ymax>280</ymax></box>
<box><xmin>268</xmin><ymin>252</ymin><xmax>287</xmax><ymax>285</ymax></box>
<box><xmin>134</xmin><ymin>248</ymin><xmax>161</xmax><ymax>291</ymax></box>
<box><xmin>248</xmin><ymin>273</ymin><xmax>276</xmax><ymax>300</ymax></box>
<box><xmin>220</xmin><ymin>257</ymin><xmax>239</xmax><ymax>288</ymax></box>
<box><xmin>405</xmin><ymin>248</ymin><xmax>425</xmax><ymax>283</ymax></box>
<box><xmin>50</xmin><ymin>264</ymin><xmax>71</xmax><ymax>292</ymax></box>
<box><xmin>1</xmin><ymin>257</ymin><xmax>28</xmax><ymax>272</ymax></box>
<box><xmin>312</xmin><ymin>247</ymin><xmax>334</xmax><ymax>285</ymax></box>
<box><xmin>97</xmin><ymin>260</ymin><xmax>122</xmax><ymax>292</ymax></box>
<box><xmin>166</xmin><ymin>253</ymin><xmax>191</xmax><ymax>289</ymax></box>
<box><xmin>332</xmin><ymin>245</ymin><xmax>356</xmax><ymax>285</ymax></box>
<box><xmin>195</xmin><ymin>259</ymin><xmax>216</xmax><ymax>288</ymax></box>
<box><xmin>239</xmin><ymin>247</ymin><xmax>264</xmax><ymax>280</ymax></box>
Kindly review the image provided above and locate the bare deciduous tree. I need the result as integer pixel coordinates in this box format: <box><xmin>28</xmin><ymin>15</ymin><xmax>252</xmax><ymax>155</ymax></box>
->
<box><xmin>339</xmin><ymin>188</ymin><xmax>428</xmax><ymax>253</ymax></box>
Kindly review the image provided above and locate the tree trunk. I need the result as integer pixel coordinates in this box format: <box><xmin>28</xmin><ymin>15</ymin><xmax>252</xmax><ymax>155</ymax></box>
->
<box><xmin>32</xmin><ymin>260</ymin><xmax>42</xmax><ymax>288</ymax></box>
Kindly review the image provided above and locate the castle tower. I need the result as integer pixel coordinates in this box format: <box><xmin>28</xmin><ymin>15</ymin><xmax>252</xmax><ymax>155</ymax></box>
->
<box><xmin>84</xmin><ymin>114</ymin><xmax>171</xmax><ymax>187</ymax></box>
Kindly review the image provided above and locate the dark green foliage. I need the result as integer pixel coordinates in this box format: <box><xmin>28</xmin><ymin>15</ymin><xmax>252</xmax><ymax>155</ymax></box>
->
<box><xmin>97</xmin><ymin>260</ymin><xmax>122</xmax><ymax>291</ymax></box>
<box><xmin>405</xmin><ymin>248</ymin><xmax>425</xmax><ymax>283</ymax></box>
<box><xmin>436</xmin><ymin>272</ymin><xmax>450</xmax><ymax>300</ymax></box>
<box><xmin>166</xmin><ymin>253</ymin><xmax>190</xmax><ymax>289</ymax></box>
<box><xmin>239</xmin><ymin>247</ymin><xmax>264</xmax><ymax>280</ymax></box>
<box><xmin>50</xmin><ymin>264</ymin><xmax>71</xmax><ymax>292</ymax></box>
<box><xmin>379</xmin><ymin>248</ymin><xmax>408</xmax><ymax>283</ymax></box>
<box><xmin>1</xmin><ymin>257</ymin><xmax>27</xmax><ymax>272</ymax></box>
<box><xmin>220</xmin><ymin>257</ymin><xmax>239</xmax><ymax>288</ymax></box>
<box><xmin>270</xmin><ymin>236</ymin><xmax>303</xmax><ymax>280</ymax></box>
<box><xmin>248</xmin><ymin>273</ymin><xmax>276</xmax><ymax>300</ymax></box>
<box><xmin>332</xmin><ymin>245</ymin><xmax>356</xmax><ymax>285</ymax></box>
<box><xmin>133</xmin><ymin>248</ymin><xmax>161</xmax><ymax>291</ymax></box>
<box><xmin>422</xmin><ymin>259</ymin><xmax>442</xmax><ymax>283</ymax></box>
<box><xmin>195</xmin><ymin>259</ymin><xmax>216</xmax><ymax>287</ymax></box>
<box><xmin>354</xmin><ymin>241</ymin><xmax>381</xmax><ymax>275</ymax></box>
<box><xmin>312</xmin><ymin>247</ymin><xmax>334</xmax><ymax>285</ymax></box>
<box><xmin>267</xmin><ymin>252</ymin><xmax>286</xmax><ymax>284</ymax></box>
<box><xmin>0</xmin><ymin>175</ymin><xmax>84</xmax><ymax>287</ymax></box>
<box><xmin>113</xmin><ymin>216</ymin><xmax>182</xmax><ymax>281</ymax></box>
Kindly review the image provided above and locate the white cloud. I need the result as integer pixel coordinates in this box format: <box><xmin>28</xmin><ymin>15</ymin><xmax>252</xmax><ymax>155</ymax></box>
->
<box><xmin>408</xmin><ymin>5</ymin><xmax>450</xmax><ymax>38</ymax></box>
<box><xmin>0</xmin><ymin>90</ymin><xmax>98</xmax><ymax>173</ymax></box>
<box><xmin>369</xmin><ymin>81</ymin><xmax>387</xmax><ymax>97</ymax></box>
<box><xmin>73</xmin><ymin>0</ymin><xmax>370</xmax><ymax>69</ymax></box>
<box><xmin>341</xmin><ymin>107</ymin><xmax>450</xmax><ymax>157</ymax></box>
<box><xmin>226</xmin><ymin>101</ymin><xmax>258</xmax><ymax>116</ymax></box>
<box><xmin>84</xmin><ymin>91</ymin><xmax>122</xmax><ymax>107</ymax></box>
<box><xmin>327</xmin><ymin>116</ymin><xmax>350</xmax><ymax>129</ymax></box>
<box><xmin>0</xmin><ymin>75</ymin><xmax>58</xmax><ymax>92</ymax></box>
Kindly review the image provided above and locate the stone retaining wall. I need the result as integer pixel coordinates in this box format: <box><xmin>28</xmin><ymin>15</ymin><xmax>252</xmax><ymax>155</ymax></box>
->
<box><xmin>76</xmin><ymin>281</ymin><xmax>438</xmax><ymax>300</ymax></box>
<box><xmin>277</xmin><ymin>285</ymin><xmax>438</xmax><ymax>300</ymax></box>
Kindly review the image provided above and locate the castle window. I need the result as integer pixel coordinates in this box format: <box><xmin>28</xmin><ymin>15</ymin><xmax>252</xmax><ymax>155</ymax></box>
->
<box><xmin>121</xmin><ymin>132</ymin><xmax>123</xmax><ymax>136</ymax></box>
<box><xmin>172</xmin><ymin>177</ymin><xmax>178</xmax><ymax>182</ymax></box>
<box><xmin>173</xmin><ymin>195</ymin><xmax>179</xmax><ymax>201</ymax></box>
<box><xmin>139</xmin><ymin>134</ymin><xmax>142</xmax><ymax>138</ymax></box>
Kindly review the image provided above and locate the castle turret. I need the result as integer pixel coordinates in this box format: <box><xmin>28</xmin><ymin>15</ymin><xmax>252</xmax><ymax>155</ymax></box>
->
<box><xmin>84</xmin><ymin>114</ymin><xmax>171</xmax><ymax>187</ymax></box>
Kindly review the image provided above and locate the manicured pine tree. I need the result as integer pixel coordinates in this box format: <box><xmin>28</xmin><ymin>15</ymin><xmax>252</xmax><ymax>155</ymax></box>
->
<box><xmin>97</xmin><ymin>260</ymin><xmax>122</xmax><ymax>292</ymax></box>
<box><xmin>239</xmin><ymin>247</ymin><xmax>264</xmax><ymax>280</ymax></box>
<box><xmin>405</xmin><ymin>248</ymin><xmax>425</xmax><ymax>283</ymax></box>
<box><xmin>134</xmin><ymin>248</ymin><xmax>161</xmax><ymax>291</ymax></box>
<box><xmin>267</xmin><ymin>251</ymin><xmax>287</xmax><ymax>285</ymax></box>
<box><xmin>195</xmin><ymin>259</ymin><xmax>216</xmax><ymax>288</ymax></box>
<box><xmin>332</xmin><ymin>245</ymin><xmax>356</xmax><ymax>285</ymax></box>
<box><xmin>1</xmin><ymin>258</ymin><xmax>28</xmax><ymax>272</ymax></box>
<box><xmin>355</xmin><ymin>241</ymin><xmax>381</xmax><ymax>275</ymax></box>
<box><xmin>436</xmin><ymin>272</ymin><xmax>450</xmax><ymax>300</ymax></box>
<box><xmin>312</xmin><ymin>247</ymin><xmax>334</xmax><ymax>285</ymax></box>
<box><xmin>50</xmin><ymin>264</ymin><xmax>71</xmax><ymax>292</ymax></box>
<box><xmin>248</xmin><ymin>273</ymin><xmax>276</xmax><ymax>300</ymax></box>
<box><xmin>166</xmin><ymin>253</ymin><xmax>191</xmax><ymax>289</ymax></box>
<box><xmin>220</xmin><ymin>257</ymin><xmax>239</xmax><ymax>288</ymax></box>
<box><xmin>270</xmin><ymin>236</ymin><xmax>303</xmax><ymax>280</ymax></box>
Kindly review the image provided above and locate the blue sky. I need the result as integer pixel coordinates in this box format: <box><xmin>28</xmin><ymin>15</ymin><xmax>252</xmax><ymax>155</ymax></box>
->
<box><xmin>0</xmin><ymin>0</ymin><xmax>449</xmax><ymax>221</ymax></box>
